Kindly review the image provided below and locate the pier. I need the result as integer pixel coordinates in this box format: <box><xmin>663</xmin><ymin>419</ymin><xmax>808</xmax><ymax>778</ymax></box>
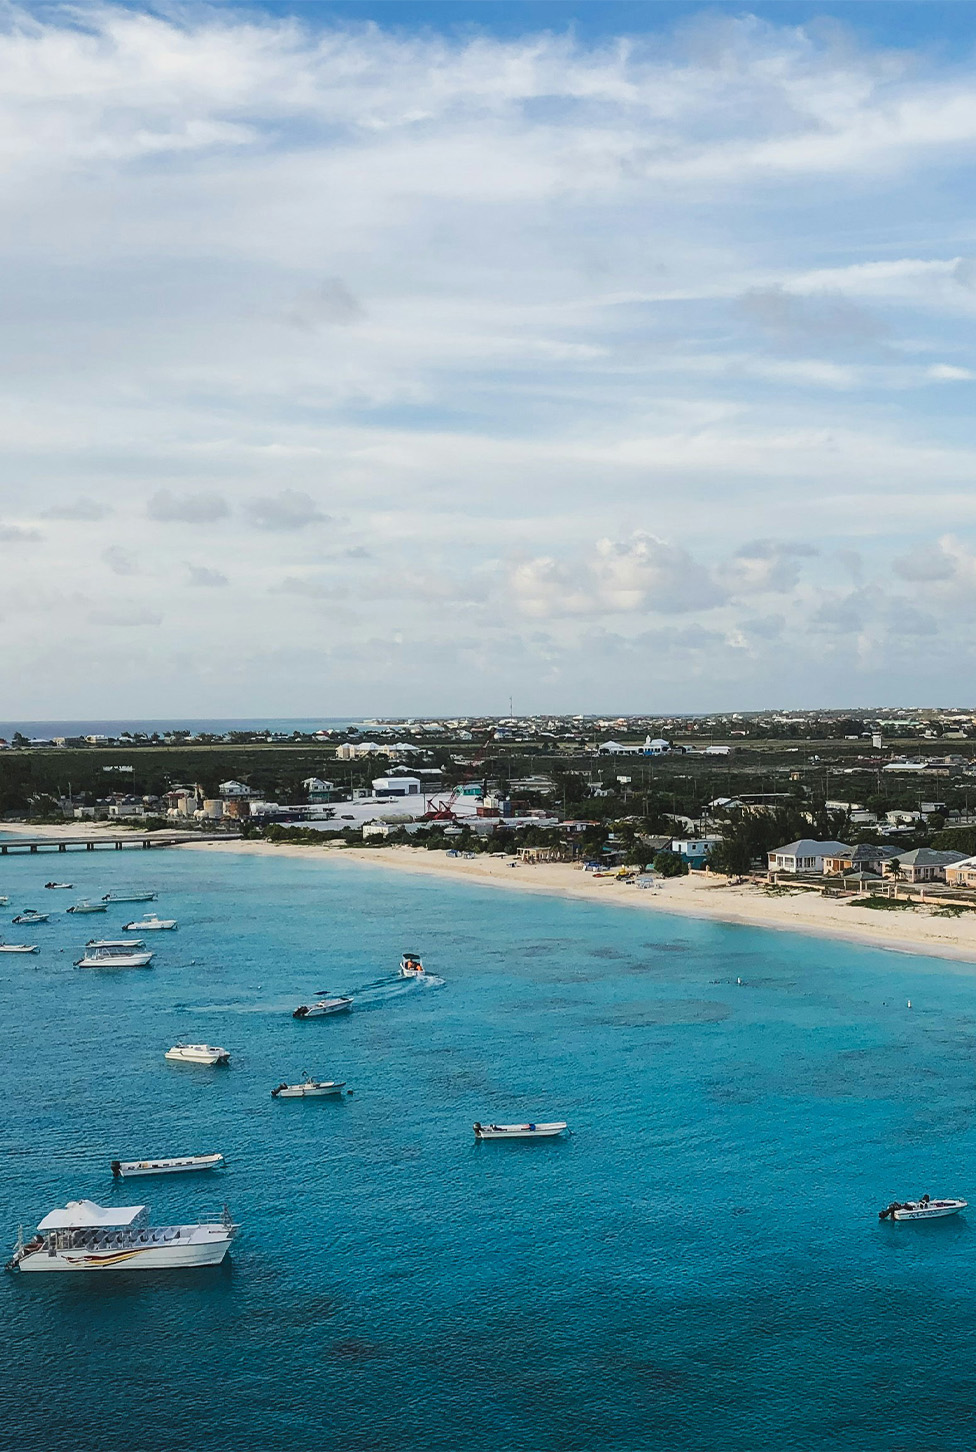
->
<box><xmin>0</xmin><ymin>833</ymin><xmax>238</xmax><ymax>855</ymax></box>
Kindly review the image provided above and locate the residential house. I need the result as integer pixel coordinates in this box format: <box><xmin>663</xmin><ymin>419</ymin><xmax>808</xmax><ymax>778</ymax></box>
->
<box><xmin>768</xmin><ymin>840</ymin><xmax>852</xmax><ymax>874</ymax></box>
<box><xmin>821</xmin><ymin>844</ymin><xmax>900</xmax><ymax>876</ymax></box>
<box><xmin>671</xmin><ymin>836</ymin><xmax>723</xmax><ymax>867</ymax></box>
<box><xmin>336</xmin><ymin>741</ymin><xmax>383</xmax><ymax>760</ymax></box>
<box><xmin>302</xmin><ymin>777</ymin><xmax>335</xmax><ymax>802</ymax></box>
<box><xmin>884</xmin><ymin>848</ymin><xmax>969</xmax><ymax>884</ymax></box>
<box><xmin>945</xmin><ymin>856</ymin><xmax>976</xmax><ymax>888</ymax></box>
<box><xmin>218</xmin><ymin>780</ymin><xmax>252</xmax><ymax>798</ymax></box>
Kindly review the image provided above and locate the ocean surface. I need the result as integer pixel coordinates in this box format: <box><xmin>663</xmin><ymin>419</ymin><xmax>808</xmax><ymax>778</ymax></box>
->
<box><xmin>1</xmin><ymin>848</ymin><xmax>975</xmax><ymax>1450</ymax></box>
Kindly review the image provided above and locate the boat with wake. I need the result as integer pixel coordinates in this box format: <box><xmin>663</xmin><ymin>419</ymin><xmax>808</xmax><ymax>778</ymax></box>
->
<box><xmin>272</xmin><ymin>1072</ymin><xmax>346</xmax><ymax>1098</ymax></box>
<box><xmin>12</xmin><ymin>910</ymin><xmax>49</xmax><ymax>924</ymax></box>
<box><xmin>76</xmin><ymin>944</ymin><xmax>154</xmax><ymax>968</ymax></box>
<box><xmin>399</xmin><ymin>952</ymin><xmax>426</xmax><ymax>978</ymax></box>
<box><xmin>293</xmin><ymin>995</ymin><xmax>352</xmax><ymax>1018</ymax></box>
<box><xmin>0</xmin><ymin>942</ymin><xmax>39</xmax><ymax>954</ymax></box>
<box><xmin>124</xmin><ymin>914</ymin><xmax>177</xmax><ymax>931</ymax></box>
<box><xmin>111</xmin><ymin>1153</ymin><xmax>225</xmax><ymax>1178</ymax></box>
<box><xmin>473</xmin><ymin>1121</ymin><xmax>568</xmax><ymax>1140</ymax></box>
<box><xmin>165</xmin><ymin>1043</ymin><xmax>230</xmax><ymax>1065</ymax></box>
<box><xmin>878</xmin><ymin>1195</ymin><xmax>967</xmax><ymax>1221</ymax></box>
<box><xmin>5</xmin><ymin>1199</ymin><xmax>238</xmax><ymax>1272</ymax></box>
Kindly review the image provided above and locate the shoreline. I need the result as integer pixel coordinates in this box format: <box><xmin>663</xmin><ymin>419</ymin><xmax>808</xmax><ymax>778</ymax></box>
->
<box><xmin>174</xmin><ymin>839</ymin><xmax>976</xmax><ymax>966</ymax></box>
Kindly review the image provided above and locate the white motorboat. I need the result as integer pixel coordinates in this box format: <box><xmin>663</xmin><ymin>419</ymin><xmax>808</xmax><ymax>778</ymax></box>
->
<box><xmin>165</xmin><ymin>1043</ymin><xmax>230</xmax><ymax>1065</ymax></box>
<box><xmin>399</xmin><ymin>951</ymin><xmax>426</xmax><ymax>978</ymax></box>
<box><xmin>0</xmin><ymin>942</ymin><xmax>39</xmax><ymax>954</ymax></box>
<box><xmin>102</xmin><ymin>890</ymin><xmax>157</xmax><ymax>903</ymax></box>
<box><xmin>112</xmin><ymin>1154</ymin><xmax>224</xmax><ymax>1178</ymax></box>
<box><xmin>124</xmin><ymin>914</ymin><xmax>177</xmax><ymax>931</ymax></box>
<box><xmin>44</xmin><ymin>882</ymin><xmax>73</xmax><ymax>890</ymax></box>
<box><xmin>271</xmin><ymin>1072</ymin><xmax>346</xmax><ymax>1098</ymax></box>
<box><xmin>879</xmin><ymin>1195</ymin><xmax>967</xmax><ymax>1221</ymax></box>
<box><xmin>473</xmin><ymin>1121</ymin><xmax>568</xmax><ymax>1140</ymax></box>
<box><xmin>293</xmin><ymin>996</ymin><xmax>352</xmax><ymax>1018</ymax></box>
<box><xmin>12</xmin><ymin>910</ymin><xmax>49</xmax><ymax>924</ymax></box>
<box><xmin>87</xmin><ymin>938</ymin><xmax>145</xmax><ymax>950</ymax></box>
<box><xmin>0</xmin><ymin>897</ymin><xmax>8</xmax><ymax>906</ymax></box>
<box><xmin>5</xmin><ymin>1199</ymin><xmax>238</xmax><ymax>1272</ymax></box>
<box><xmin>67</xmin><ymin>900</ymin><xmax>107</xmax><ymax>915</ymax></box>
<box><xmin>75</xmin><ymin>945</ymin><xmax>154</xmax><ymax>968</ymax></box>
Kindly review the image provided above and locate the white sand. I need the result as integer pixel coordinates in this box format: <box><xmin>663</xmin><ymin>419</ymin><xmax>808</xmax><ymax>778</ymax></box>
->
<box><xmin>174</xmin><ymin>839</ymin><xmax>976</xmax><ymax>965</ymax></box>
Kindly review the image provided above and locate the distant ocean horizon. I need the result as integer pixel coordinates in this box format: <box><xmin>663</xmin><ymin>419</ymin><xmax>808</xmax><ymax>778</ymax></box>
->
<box><xmin>0</xmin><ymin>718</ymin><xmax>367</xmax><ymax>740</ymax></box>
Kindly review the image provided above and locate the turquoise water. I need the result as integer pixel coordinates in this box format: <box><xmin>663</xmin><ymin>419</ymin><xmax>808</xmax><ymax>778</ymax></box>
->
<box><xmin>1</xmin><ymin>849</ymin><xmax>976</xmax><ymax>1450</ymax></box>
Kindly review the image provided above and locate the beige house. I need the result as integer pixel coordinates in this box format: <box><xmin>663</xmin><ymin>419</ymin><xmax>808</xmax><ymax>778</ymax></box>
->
<box><xmin>944</xmin><ymin>856</ymin><xmax>976</xmax><ymax>888</ymax></box>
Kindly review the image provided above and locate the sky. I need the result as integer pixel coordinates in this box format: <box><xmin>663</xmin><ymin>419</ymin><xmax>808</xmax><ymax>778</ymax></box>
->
<box><xmin>2</xmin><ymin>0</ymin><xmax>976</xmax><ymax>717</ymax></box>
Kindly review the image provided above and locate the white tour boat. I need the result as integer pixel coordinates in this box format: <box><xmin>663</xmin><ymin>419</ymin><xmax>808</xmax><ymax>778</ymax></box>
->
<box><xmin>124</xmin><ymin>914</ymin><xmax>177</xmax><ymax>931</ymax></box>
<box><xmin>112</xmin><ymin>1153</ymin><xmax>225</xmax><ymax>1178</ymax></box>
<box><xmin>0</xmin><ymin>942</ymin><xmax>39</xmax><ymax>954</ymax></box>
<box><xmin>12</xmin><ymin>910</ymin><xmax>49</xmax><ymax>924</ymax></box>
<box><xmin>102</xmin><ymin>890</ymin><xmax>158</xmax><ymax>903</ymax></box>
<box><xmin>75</xmin><ymin>944</ymin><xmax>154</xmax><ymax>968</ymax></box>
<box><xmin>67</xmin><ymin>900</ymin><xmax>108</xmax><ymax>915</ymax></box>
<box><xmin>293</xmin><ymin>996</ymin><xmax>353</xmax><ymax>1018</ymax></box>
<box><xmin>166</xmin><ymin>1043</ymin><xmax>230</xmax><ymax>1065</ymax></box>
<box><xmin>399</xmin><ymin>952</ymin><xmax>426</xmax><ymax>978</ymax></box>
<box><xmin>878</xmin><ymin>1195</ymin><xmax>967</xmax><ymax>1221</ymax></box>
<box><xmin>44</xmin><ymin>882</ymin><xmax>73</xmax><ymax>890</ymax></box>
<box><xmin>272</xmin><ymin>1072</ymin><xmax>346</xmax><ymax>1098</ymax></box>
<box><xmin>6</xmin><ymin>1199</ymin><xmax>238</xmax><ymax>1272</ymax></box>
<box><xmin>473</xmin><ymin>1121</ymin><xmax>568</xmax><ymax>1140</ymax></box>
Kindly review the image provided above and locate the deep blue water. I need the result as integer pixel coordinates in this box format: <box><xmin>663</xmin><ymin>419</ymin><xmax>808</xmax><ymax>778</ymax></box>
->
<box><xmin>1</xmin><ymin>848</ymin><xmax>976</xmax><ymax>1450</ymax></box>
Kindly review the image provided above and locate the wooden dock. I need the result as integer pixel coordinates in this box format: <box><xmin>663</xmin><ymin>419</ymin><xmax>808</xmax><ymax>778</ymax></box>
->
<box><xmin>0</xmin><ymin>833</ymin><xmax>238</xmax><ymax>855</ymax></box>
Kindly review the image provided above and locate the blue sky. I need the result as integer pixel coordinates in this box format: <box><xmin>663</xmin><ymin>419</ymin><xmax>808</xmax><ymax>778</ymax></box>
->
<box><xmin>2</xmin><ymin>0</ymin><xmax>976</xmax><ymax>715</ymax></box>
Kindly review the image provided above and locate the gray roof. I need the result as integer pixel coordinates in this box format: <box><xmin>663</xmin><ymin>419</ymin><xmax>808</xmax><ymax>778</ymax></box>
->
<box><xmin>892</xmin><ymin>848</ymin><xmax>970</xmax><ymax>867</ymax></box>
<box><xmin>770</xmin><ymin>840</ymin><xmax>851</xmax><ymax>857</ymax></box>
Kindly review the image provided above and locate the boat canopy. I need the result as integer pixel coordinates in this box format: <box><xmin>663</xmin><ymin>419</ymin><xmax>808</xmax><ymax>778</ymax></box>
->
<box><xmin>37</xmin><ymin>1199</ymin><xmax>146</xmax><ymax>1231</ymax></box>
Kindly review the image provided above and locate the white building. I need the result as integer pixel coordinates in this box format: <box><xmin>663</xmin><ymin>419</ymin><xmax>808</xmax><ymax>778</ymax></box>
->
<box><xmin>768</xmin><ymin>840</ymin><xmax>851</xmax><ymax>874</ymax></box>
<box><xmin>302</xmin><ymin>777</ymin><xmax>335</xmax><ymax>801</ymax></box>
<box><xmin>218</xmin><ymin>780</ymin><xmax>252</xmax><ymax>798</ymax></box>
<box><xmin>336</xmin><ymin>741</ymin><xmax>384</xmax><ymax>760</ymax></box>
<box><xmin>372</xmin><ymin>775</ymin><xmax>422</xmax><ymax>797</ymax></box>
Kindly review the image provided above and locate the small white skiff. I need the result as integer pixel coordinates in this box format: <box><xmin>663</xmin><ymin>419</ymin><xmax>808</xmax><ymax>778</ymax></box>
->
<box><xmin>0</xmin><ymin>942</ymin><xmax>39</xmax><ymax>954</ymax></box>
<box><xmin>879</xmin><ymin>1196</ymin><xmax>967</xmax><ymax>1221</ymax></box>
<box><xmin>124</xmin><ymin>914</ymin><xmax>177</xmax><ymax>931</ymax></box>
<box><xmin>12</xmin><ymin>910</ymin><xmax>49</xmax><ymax>924</ymax></box>
<box><xmin>112</xmin><ymin>1154</ymin><xmax>224</xmax><ymax>1178</ymax></box>
<box><xmin>6</xmin><ymin>1200</ymin><xmax>237</xmax><ymax>1273</ymax></box>
<box><xmin>102</xmin><ymin>890</ymin><xmax>157</xmax><ymax>903</ymax></box>
<box><xmin>76</xmin><ymin>945</ymin><xmax>154</xmax><ymax>968</ymax></box>
<box><xmin>272</xmin><ymin>1073</ymin><xmax>346</xmax><ymax>1098</ymax></box>
<box><xmin>166</xmin><ymin>1043</ymin><xmax>230</xmax><ymax>1065</ymax></box>
<box><xmin>67</xmin><ymin>901</ymin><xmax>107</xmax><ymax>915</ymax></box>
<box><xmin>473</xmin><ymin>1121</ymin><xmax>568</xmax><ymax>1140</ymax></box>
<box><xmin>44</xmin><ymin>882</ymin><xmax>73</xmax><ymax>890</ymax></box>
<box><xmin>87</xmin><ymin>938</ymin><xmax>145</xmax><ymax>950</ymax></box>
<box><xmin>293</xmin><ymin>996</ymin><xmax>352</xmax><ymax>1018</ymax></box>
<box><xmin>399</xmin><ymin>952</ymin><xmax>426</xmax><ymax>977</ymax></box>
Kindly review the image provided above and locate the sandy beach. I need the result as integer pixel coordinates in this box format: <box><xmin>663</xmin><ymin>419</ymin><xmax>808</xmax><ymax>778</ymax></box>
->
<box><xmin>173</xmin><ymin>838</ymin><xmax>976</xmax><ymax>965</ymax></box>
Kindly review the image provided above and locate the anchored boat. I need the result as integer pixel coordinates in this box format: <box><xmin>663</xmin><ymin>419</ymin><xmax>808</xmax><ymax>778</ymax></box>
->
<box><xmin>879</xmin><ymin>1195</ymin><xmax>967</xmax><ymax>1221</ymax></box>
<box><xmin>165</xmin><ymin>1043</ymin><xmax>230</xmax><ymax>1065</ymax></box>
<box><xmin>473</xmin><ymin>1121</ymin><xmax>568</xmax><ymax>1140</ymax></box>
<box><xmin>76</xmin><ymin>944</ymin><xmax>154</xmax><ymax>968</ymax></box>
<box><xmin>124</xmin><ymin>914</ymin><xmax>177</xmax><ymax>931</ymax></box>
<box><xmin>0</xmin><ymin>942</ymin><xmax>39</xmax><ymax>954</ymax></box>
<box><xmin>272</xmin><ymin>1073</ymin><xmax>346</xmax><ymax>1098</ymax></box>
<box><xmin>44</xmin><ymin>882</ymin><xmax>73</xmax><ymax>890</ymax></box>
<box><xmin>293</xmin><ymin>996</ymin><xmax>352</xmax><ymax>1018</ymax></box>
<box><xmin>67</xmin><ymin>901</ymin><xmax>107</xmax><ymax>915</ymax></box>
<box><xmin>12</xmin><ymin>910</ymin><xmax>49</xmax><ymax>925</ymax></box>
<box><xmin>111</xmin><ymin>1154</ymin><xmax>225</xmax><ymax>1178</ymax></box>
<box><xmin>102</xmin><ymin>890</ymin><xmax>157</xmax><ymax>903</ymax></box>
<box><xmin>5</xmin><ymin>1199</ymin><xmax>238</xmax><ymax>1272</ymax></box>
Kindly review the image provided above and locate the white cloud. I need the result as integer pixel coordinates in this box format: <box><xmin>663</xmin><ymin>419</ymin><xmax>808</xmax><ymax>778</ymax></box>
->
<box><xmin>2</xmin><ymin>7</ymin><xmax>976</xmax><ymax>709</ymax></box>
